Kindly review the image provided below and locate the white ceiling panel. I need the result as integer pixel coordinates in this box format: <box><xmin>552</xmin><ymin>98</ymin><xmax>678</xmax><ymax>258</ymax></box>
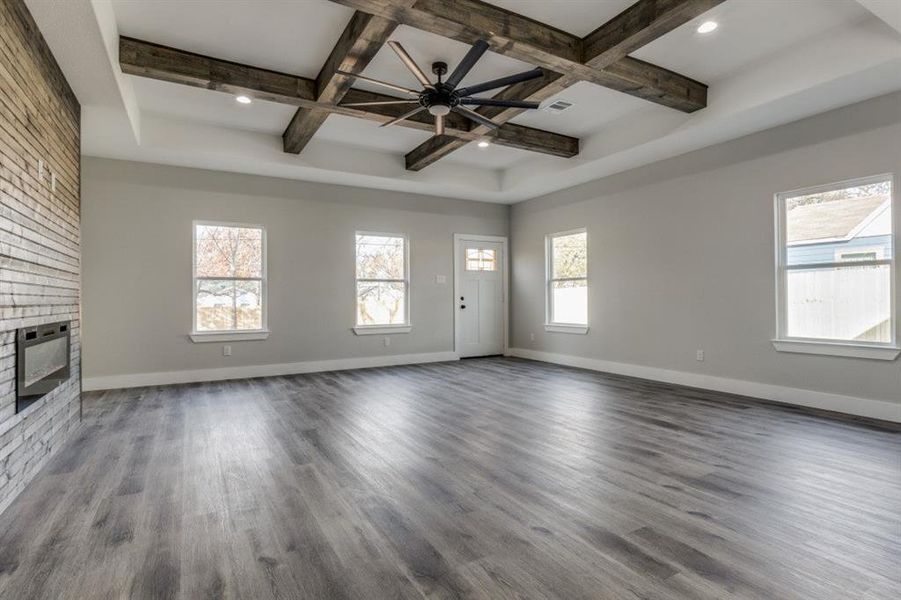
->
<box><xmin>484</xmin><ymin>0</ymin><xmax>633</xmax><ymax>37</ymax></box>
<box><xmin>355</xmin><ymin>24</ymin><xmax>535</xmax><ymax>97</ymax></box>
<box><xmin>131</xmin><ymin>77</ymin><xmax>296</xmax><ymax>134</ymax></box>
<box><xmin>110</xmin><ymin>0</ymin><xmax>352</xmax><ymax>77</ymax></box>
<box><xmin>314</xmin><ymin>114</ymin><xmax>433</xmax><ymax>153</ymax></box>
<box><xmin>445</xmin><ymin>140</ymin><xmax>539</xmax><ymax>170</ymax></box>
<box><xmin>509</xmin><ymin>80</ymin><xmax>664</xmax><ymax>137</ymax></box>
<box><xmin>634</xmin><ymin>0</ymin><xmax>872</xmax><ymax>82</ymax></box>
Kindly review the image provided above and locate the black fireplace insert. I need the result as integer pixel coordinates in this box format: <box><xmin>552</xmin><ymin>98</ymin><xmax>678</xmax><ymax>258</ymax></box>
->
<box><xmin>16</xmin><ymin>321</ymin><xmax>70</xmax><ymax>413</ymax></box>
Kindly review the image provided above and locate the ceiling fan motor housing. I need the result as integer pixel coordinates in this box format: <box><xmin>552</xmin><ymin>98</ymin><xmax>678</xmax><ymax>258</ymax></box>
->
<box><xmin>424</xmin><ymin>61</ymin><xmax>457</xmax><ymax>115</ymax></box>
<box><xmin>423</xmin><ymin>87</ymin><xmax>458</xmax><ymax>115</ymax></box>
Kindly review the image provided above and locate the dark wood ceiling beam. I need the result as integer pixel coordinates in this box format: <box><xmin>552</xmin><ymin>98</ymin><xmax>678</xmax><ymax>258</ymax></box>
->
<box><xmin>119</xmin><ymin>37</ymin><xmax>577</xmax><ymax>159</ymax></box>
<box><xmin>327</xmin><ymin>0</ymin><xmax>708</xmax><ymax>113</ymax></box>
<box><xmin>283</xmin><ymin>10</ymin><xmax>401</xmax><ymax>154</ymax></box>
<box><xmin>403</xmin><ymin>0</ymin><xmax>722</xmax><ymax>171</ymax></box>
<box><xmin>119</xmin><ymin>36</ymin><xmax>317</xmax><ymax>105</ymax></box>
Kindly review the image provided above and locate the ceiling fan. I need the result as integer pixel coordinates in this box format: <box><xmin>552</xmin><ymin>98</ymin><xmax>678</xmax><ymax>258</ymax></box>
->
<box><xmin>338</xmin><ymin>39</ymin><xmax>544</xmax><ymax>136</ymax></box>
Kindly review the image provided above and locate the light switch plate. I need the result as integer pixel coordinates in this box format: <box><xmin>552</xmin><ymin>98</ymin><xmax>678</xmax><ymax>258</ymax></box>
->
<box><xmin>436</xmin><ymin>275</ymin><xmax>446</xmax><ymax>284</ymax></box>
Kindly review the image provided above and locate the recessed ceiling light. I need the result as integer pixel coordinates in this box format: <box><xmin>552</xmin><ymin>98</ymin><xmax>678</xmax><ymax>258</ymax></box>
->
<box><xmin>236</xmin><ymin>95</ymin><xmax>252</xmax><ymax>104</ymax></box>
<box><xmin>697</xmin><ymin>21</ymin><xmax>718</xmax><ymax>34</ymax></box>
<box><xmin>477</xmin><ymin>140</ymin><xmax>490</xmax><ymax>148</ymax></box>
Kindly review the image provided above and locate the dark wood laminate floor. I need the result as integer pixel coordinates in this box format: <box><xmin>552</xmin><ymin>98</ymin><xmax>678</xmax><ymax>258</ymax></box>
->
<box><xmin>0</xmin><ymin>358</ymin><xmax>898</xmax><ymax>600</ymax></box>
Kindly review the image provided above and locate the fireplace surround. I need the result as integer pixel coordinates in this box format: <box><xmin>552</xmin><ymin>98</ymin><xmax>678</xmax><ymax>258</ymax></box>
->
<box><xmin>16</xmin><ymin>321</ymin><xmax>71</xmax><ymax>414</ymax></box>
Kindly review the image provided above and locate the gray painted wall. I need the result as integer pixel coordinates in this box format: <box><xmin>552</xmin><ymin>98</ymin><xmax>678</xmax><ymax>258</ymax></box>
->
<box><xmin>81</xmin><ymin>158</ymin><xmax>508</xmax><ymax>379</ymax></box>
<box><xmin>511</xmin><ymin>92</ymin><xmax>901</xmax><ymax>405</ymax></box>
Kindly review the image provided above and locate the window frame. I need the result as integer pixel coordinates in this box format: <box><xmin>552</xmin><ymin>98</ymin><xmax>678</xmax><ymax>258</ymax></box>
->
<box><xmin>545</xmin><ymin>228</ymin><xmax>589</xmax><ymax>335</ymax></box>
<box><xmin>190</xmin><ymin>220</ymin><xmax>269</xmax><ymax>343</ymax></box>
<box><xmin>773</xmin><ymin>174</ymin><xmax>899</xmax><ymax>360</ymax></box>
<box><xmin>353</xmin><ymin>231</ymin><xmax>412</xmax><ymax>335</ymax></box>
<box><xmin>464</xmin><ymin>247</ymin><xmax>498</xmax><ymax>272</ymax></box>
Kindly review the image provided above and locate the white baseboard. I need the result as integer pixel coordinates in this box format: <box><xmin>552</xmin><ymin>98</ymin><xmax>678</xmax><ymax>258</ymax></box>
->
<box><xmin>508</xmin><ymin>348</ymin><xmax>901</xmax><ymax>423</ymax></box>
<box><xmin>82</xmin><ymin>351</ymin><xmax>459</xmax><ymax>391</ymax></box>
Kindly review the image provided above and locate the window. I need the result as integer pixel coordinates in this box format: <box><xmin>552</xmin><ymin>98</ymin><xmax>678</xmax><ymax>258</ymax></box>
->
<box><xmin>192</xmin><ymin>222</ymin><xmax>267</xmax><ymax>342</ymax></box>
<box><xmin>355</xmin><ymin>233</ymin><xmax>410</xmax><ymax>334</ymax></box>
<box><xmin>774</xmin><ymin>174</ymin><xmax>898</xmax><ymax>359</ymax></box>
<box><xmin>546</xmin><ymin>229</ymin><xmax>588</xmax><ymax>333</ymax></box>
<box><xmin>465</xmin><ymin>248</ymin><xmax>497</xmax><ymax>271</ymax></box>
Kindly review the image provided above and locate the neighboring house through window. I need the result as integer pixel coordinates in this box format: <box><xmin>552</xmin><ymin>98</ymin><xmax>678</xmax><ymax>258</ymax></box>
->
<box><xmin>192</xmin><ymin>222</ymin><xmax>267</xmax><ymax>341</ymax></box>
<box><xmin>774</xmin><ymin>174</ymin><xmax>897</xmax><ymax>359</ymax></box>
<box><xmin>546</xmin><ymin>229</ymin><xmax>588</xmax><ymax>334</ymax></box>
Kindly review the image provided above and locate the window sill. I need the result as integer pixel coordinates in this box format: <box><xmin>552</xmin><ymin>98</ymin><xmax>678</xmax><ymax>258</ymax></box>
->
<box><xmin>353</xmin><ymin>325</ymin><xmax>412</xmax><ymax>336</ymax></box>
<box><xmin>190</xmin><ymin>330</ymin><xmax>270</xmax><ymax>343</ymax></box>
<box><xmin>772</xmin><ymin>339</ymin><xmax>900</xmax><ymax>361</ymax></box>
<box><xmin>545</xmin><ymin>324</ymin><xmax>589</xmax><ymax>335</ymax></box>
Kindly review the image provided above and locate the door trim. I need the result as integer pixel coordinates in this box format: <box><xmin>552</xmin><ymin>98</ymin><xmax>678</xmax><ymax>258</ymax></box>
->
<box><xmin>453</xmin><ymin>234</ymin><xmax>509</xmax><ymax>357</ymax></box>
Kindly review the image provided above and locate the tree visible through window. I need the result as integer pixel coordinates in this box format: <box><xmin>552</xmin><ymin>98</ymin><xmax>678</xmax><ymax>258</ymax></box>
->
<box><xmin>356</xmin><ymin>234</ymin><xmax>408</xmax><ymax>326</ymax></box>
<box><xmin>194</xmin><ymin>223</ymin><xmax>265</xmax><ymax>332</ymax></box>
<box><xmin>547</xmin><ymin>230</ymin><xmax>588</xmax><ymax>325</ymax></box>
<box><xmin>778</xmin><ymin>175</ymin><xmax>894</xmax><ymax>344</ymax></box>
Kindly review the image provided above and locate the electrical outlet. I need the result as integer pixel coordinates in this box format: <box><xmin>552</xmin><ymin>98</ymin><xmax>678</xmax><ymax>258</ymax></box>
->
<box><xmin>696</xmin><ymin>349</ymin><xmax>704</xmax><ymax>362</ymax></box>
<box><xmin>530</xmin><ymin>332</ymin><xmax>535</xmax><ymax>342</ymax></box>
<box><xmin>223</xmin><ymin>345</ymin><xmax>232</xmax><ymax>356</ymax></box>
<box><xmin>383</xmin><ymin>337</ymin><xmax>390</xmax><ymax>347</ymax></box>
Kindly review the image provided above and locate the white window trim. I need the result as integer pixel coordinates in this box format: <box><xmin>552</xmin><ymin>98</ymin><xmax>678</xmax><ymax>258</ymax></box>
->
<box><xmin>545</xmin><ymin>228</ymin><xmax>589</xmax><ymax>333</ymax></box>
<box><xmin>545</xmin><ymin>324</ymin><xmax>589</xmax><ymax>335</ymax></box>
<box><xmin>773</xmin><ymin>173</ymin><xmax>898</xmax><ymax>359</ymax></box>
<box><xmin>191</xmin><ymin>220</ymin><xmax>268</xmax><ymax>343</ymax></box>
<box><xmin>353</xmin><ymin>231</ymin><xmax>411</xmax><ymax>335</ymax></box>
<box><xmin>353</xmin><ymin>325</ymin><xmax>413</xmax><ymax>336</ymax></box>
<box><xmin>771</xmin><ymin>339</ymin><xmax>899</xmax><ymax>360</ymax></box>
<box><xmin>464</xmin><ymin>248</ymin><xmax>498</xmax><ymax>272</ymax></box>
<box><xmin>190</xmin><ymin>330</ymin><xmax>270</xmax><ymax>343</ymax></box>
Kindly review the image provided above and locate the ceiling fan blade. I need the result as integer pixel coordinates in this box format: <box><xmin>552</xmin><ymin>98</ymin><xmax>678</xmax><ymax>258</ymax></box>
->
<box><xmin>336</xmin><ymin>70</ymin><xmax>419</xmax><ymax>96</ymax></box>
<box><xmin>341</xmin><ymin>100</ymin><xmax>421</xmax><ymax>107</ymax></box>
<box><xmin>380</xmin><ymin>106</ymin><xmax>426</xmax><ymax>128</ymax></box>
<box><xmin>454</xmin><ymin>106</ymin><xmax>499</xmax><ymax>130</ymax></box>
<box><xmin>435</xmin><ymin>113</ymin><xmax>445</xmax><ymax>136</ymax></box>
<box><xmin>387</xmin><ymin>41</ymin><xmax>434</xmax><ymax>89</ymax></box>
<box><xmin>455</xmin><ymin>67</ymin><xmax>544</xmax><ymax>97</ymax></box>
<box><xmin>445</xmin><ymin>39</ymin><xmax>489</xmax><ymax>90</ymax></box>
<box><xmin>460</xmin><ymin>98</ymin><xmax>540</xmax><ymax>109</ymax></box>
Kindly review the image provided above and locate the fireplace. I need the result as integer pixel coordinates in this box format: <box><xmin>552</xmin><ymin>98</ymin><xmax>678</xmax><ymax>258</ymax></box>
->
<box><xmin>16</xmin><ymin>321</ymin><xmax>71</xmax><ymax>413</ymax></box>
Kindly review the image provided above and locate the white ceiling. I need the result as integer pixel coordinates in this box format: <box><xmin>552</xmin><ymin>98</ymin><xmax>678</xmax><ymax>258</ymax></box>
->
<box><xmin>25</xmin><ymin>0</ymin><xmax>901</xmax><ymax>203</ymax></box>
<box><xmin>631</xmin><ymin>0</ymin><xmax>872</xmax><ymax>82</ymax></box>
<box><xmin>110</xmin><ymin>0</ymin><xmax>352</xmax><ymax>79</ymax></box>
<box><xmin>487</xmin><ymin>1</ymin><xmax>634</xmax><ymax>38</ymax></box>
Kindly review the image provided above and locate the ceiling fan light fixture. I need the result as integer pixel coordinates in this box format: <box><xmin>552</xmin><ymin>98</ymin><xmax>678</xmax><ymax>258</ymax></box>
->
<box><xmin>235</xmin><ymin>95</ymin><xmax>252</xmax><ymax>104</ymax></box>
<box><xmin>337</xmin><ymin>40</ymin><xmax>543</xmax><ymax>137</ymax></box>
<box><xmin>696</xmin><ymin>21</ymin><xmax>718</xmax><ymax>34</ymax></box>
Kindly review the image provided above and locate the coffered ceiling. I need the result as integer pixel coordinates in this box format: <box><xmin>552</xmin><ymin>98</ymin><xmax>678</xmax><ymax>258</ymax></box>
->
<box><xmin>25</xmin><ymin>0</ymin><xmax>901</xmax><ymax>202</ymax></box>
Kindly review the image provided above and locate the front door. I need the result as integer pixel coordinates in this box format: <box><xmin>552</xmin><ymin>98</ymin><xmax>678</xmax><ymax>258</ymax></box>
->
<box><xmin>456</xmin><ymin>238</ymin><xmax>504</xmax><ymax>357</ymax></box>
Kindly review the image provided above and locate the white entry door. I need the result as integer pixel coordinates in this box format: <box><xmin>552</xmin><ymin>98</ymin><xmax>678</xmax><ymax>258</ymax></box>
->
<box><xmin>455</xmin><ymin>237</ymin><xmax>505</xmax><ymax>357</ymax></box>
